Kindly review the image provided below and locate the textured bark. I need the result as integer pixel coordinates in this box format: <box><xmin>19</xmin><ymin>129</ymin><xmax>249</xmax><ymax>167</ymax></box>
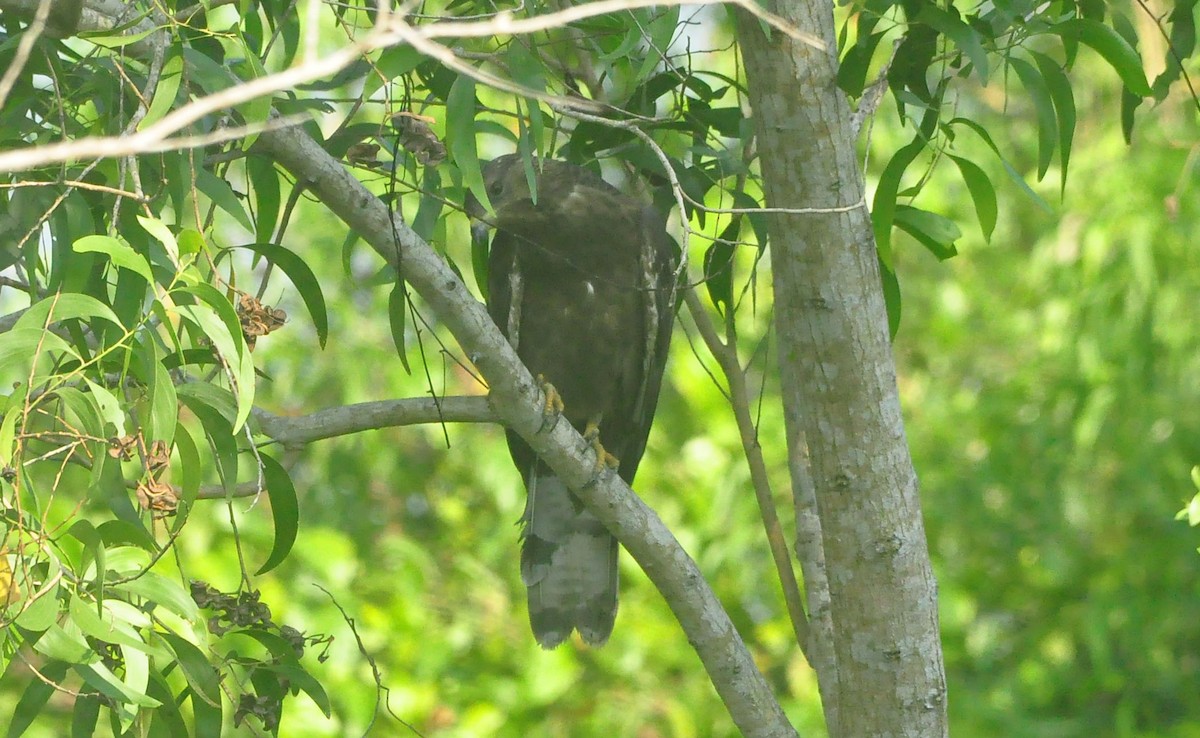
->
<box><xmin>735</xmin><ymin>2</ymin><xmax>949</xmax><ymax>736</ymax></box>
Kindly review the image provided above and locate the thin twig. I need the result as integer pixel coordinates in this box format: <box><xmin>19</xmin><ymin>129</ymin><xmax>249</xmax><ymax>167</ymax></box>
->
<box><xmin>684</xmin><ymin>288</ymin><xmax>811</xmax><ymax>660</ymax></box>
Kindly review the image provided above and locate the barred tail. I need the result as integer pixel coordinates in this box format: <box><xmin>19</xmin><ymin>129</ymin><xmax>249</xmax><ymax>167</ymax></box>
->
<box><xmin>519</xmin><ymin>467</ymin><xmax>618</xmax><ymax>648</ymax></box>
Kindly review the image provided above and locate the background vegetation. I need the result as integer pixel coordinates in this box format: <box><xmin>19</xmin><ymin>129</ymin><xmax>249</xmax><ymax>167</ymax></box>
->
<box><xmin>0</xmin><ymin>0</ymin><xmax>1198</xmax><ymax>735</ymax></box>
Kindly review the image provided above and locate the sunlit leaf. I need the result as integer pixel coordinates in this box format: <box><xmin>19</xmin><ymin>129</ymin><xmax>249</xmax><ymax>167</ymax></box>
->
<box><xmin>73</xmin><ymin>236</ymin><xmax>155</xmax><ymax>284</ymax></box>
<box><xmin>33</xmin><ymin>621</ymin><xmax>92</xmax><ymax>663</ymax></box>
<box><xmin>110</xmin><ymin>572</ymin><xmax>200</xmax><ymax>623</ymax></box>
<box><xmin>137</xmin><ymin>51</ymin><xmax>184</xmax><ymax>131</ymax></box>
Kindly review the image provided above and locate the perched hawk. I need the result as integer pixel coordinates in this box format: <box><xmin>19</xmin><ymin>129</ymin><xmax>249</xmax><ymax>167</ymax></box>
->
<box><xmin>468</xmin><ymin>155</ymin><xmax>678</xmax><ymax>648</ymax></box>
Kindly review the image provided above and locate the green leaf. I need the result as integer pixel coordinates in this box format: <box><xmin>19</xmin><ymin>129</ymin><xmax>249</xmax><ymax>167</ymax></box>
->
<box><xmin>175</xmin><ymin>382</ymin><xmax>238</xmax><ymax>426</ymax></box>
<box><xmin>388</xmin><ymin>283</ymin><xmax>412</xmax><ymax>374</ymax></box>
<box><xmin>412</xmin><ymin>169</ymin><xmax>443</xmax><ymax>243</ymax></box>
<box><xmin>871</xmin><ymin>138</ymin><xmax>926</xmax><ymax>267</ymax></box>
<box><xmin>894</xmin><ymin>206</ymin><xmax>960</xmax><ymax>260</ymax></box>
<box><xmin>949</xmin><ymin>117</ymin><xmax>1053</xmax><ymax>213</ymax></box>
<box><xmin>1054</xmin><ymin>19</ymin><xmax>1152</xmax><ymax>96</ymax></box>
<box><xmin>1120</xmin><ymin>87</ymin><xmax>1139</xmax><ymax>144</ymax></box>
<box><xmin>160</xmin><ymin>632</ymin><xmax>222</xmax><ymax>707</ymax></box>
<box><xmin>837</xmin><ymin>31</ymin><xmax>884</xmax><ymax>96</ymax></box>
<box><xmin>78</xmin><ymin>28</ymin><xmax>157</xmax><ymax>48</ymax></box>
<box><xmin>447</xmin><ymin>75</ymin><xmax>488</xmax><ymax>212</ymax></box>
<box><xmin>136</xmin><ymin>338</ymin><xmax>178</xmax><ymax>446</ymax></box>
<box><xmin>172</xmin><ymin>421</ymin><xmax>202</xmax><ymax>532</ymax></box>
<box><xmin>340</xmin><ymin>229</ymin><xmax>361</xmax><ymax>278</ymax></box>
<box><xmin>178</xmin><ymin>229</ymin><xmax>204</xmax><ymax>261</ymax></box>
<box><xmin>508</xmin><ymin>40</ymin><xmax>547</xmax><ymax>90</ymax></box>
<box><xmin>14</xmin><ymin>578</ymin><xmax>60</xmax><ymax>632</ymax></box>
<box><xmin>228</xmin><ymin>242</ymin><xmax>328</xmax><ymax>348</ymax></box>
<box><xmin>191</xmin><ymin>679</ymin><xmax>223</xmax><ymax>738</ymax></box>
<box><xmin>137</xmin><ymin>215</ymin><xmax>180</xmax><ymax>266</ymax></box>
<box><xmin>33</xmin><ymin>621</ymin><xmax>93</xmax><ymax>663</ymax></box>
<box><xmin>83</xmin><ymin>378</ymin><xmax>127</xmax><ymax>437</ymax></box>
<box><xmin>110</xmin><ymin>572</ymin><xmax>200</xmax><ymax>623</ymax></box>
<box><xmin>248</xmin><ymin>157</ymin><xmax>281</xmax><ymax>241</ymax></box>
<box><xmin>364</xmin><ymin>45</ymin><xmax>424</xmax><ymax>97</ymax></box>
<box><xmin>265</xmin><ymin>660</ymin><xmax>333</xmax><ymax>717</ymax></box>
<box><xmin>879</xmin><ymin>256</ymin><xmax>901</xmax><ymax>339</ymax></box>
<box><xmin>68</xmin><ymin>594</ymin><xmax>151</xmax><ymax>654</ymax></box>
<box><xmin>182</xmin><ymin>47</ymin><xmax>237</xmax><ymax>94</ymax></box>
<box><xmin>948</xmin><ymin>155</ymin><xmax>997</xmax><ymax>242</ymax></box>
<box><xmin>74</xmin><ymin>659</ymin><xmax>160</xmax><ymax>709</ymax></box>
<box><xmin>232</xmin><ymin>44</ymin><xmax>273</xmax><ymax>145</ymax></box>
<box><xmin>73</xmin><ymin>236</ymin><xmax>155</xmax><ymax>284</ymax></box>
<box><xmin>1029</xmin><ymin>51</ymin><xmax>1077</xmax><ymax>194</ymax></box>
<box><xmin>0</xmin><ymin>384</ymin><xmax>27</xmax><ymax>468</ymax></box>
<box><xmin>177</xmin><ymin>390</ymin><xmax>238</xmax><ymax>496</ymax></box>
<box><xmin>636</xmin><ymin>6</ymin><xmax>680</xmax><ymax>82</ymax></box>
<box><xmin>70</xmin><ymin>694</ymin><xmax>101</xmax><ymax>738</ymax></box>
<box><xmin>703</xmin><ymin>218</ymin><xmax>738</xmax><ymax>314</ymax></box>
<box><xmin>174</xmin><ymin>299</ymin><xmax>254</xmax><ymax>432</ymax></box>
<box><xmin>15</xmin><ymin>292</ymin><xmax>123</xmax><ymax>333</ymax></box>
<box><xmin>95</xmin><ymin>520</ymin><xmax>157</xmax><ymax>551</ymax></box>
<box><xmin>916</xmin><ymin>5</ymin><xmax>989</xmax><ymax>83</ymax></box>
<box><xmin>180</xmin><ymin>284</ymin><xmax>244</xmax><ymax>358</ymax></box>
<box><xmin>255</xmin><ymin>453</ymin><xmax>299</xmax><ymax>574</ymax></box>
<box><xmin>196</xmin><ymin>168</ymin><xmax>254</xmax><ymax>232</ymax></box>
<box><xmin>1008</xmin><ymin>56</ymin><xmax>1057</xmax><ymax>181</ymax></box>
<box><xmin>137</xmin><ymin>51</ymin><xmax>184</xmax><ymax>132</ymax></box>
<box><xmin>7</xmin><ymin>660</ymin><xmax>69</xmax><ymax>738</ymax></box>
<box><xmin>471</xmin><ymin>225</ymin><xmax>489</xmax><ymax>302</ymax></box>
<box><xmin>0</xmin><ymin>329</ymin><xmax>76</xmax><ymax>379</ymax></box>
<box><xmin>143</xmin><ymin>674</ymin><xmax>188</xmax><ymax>738</ymax></box>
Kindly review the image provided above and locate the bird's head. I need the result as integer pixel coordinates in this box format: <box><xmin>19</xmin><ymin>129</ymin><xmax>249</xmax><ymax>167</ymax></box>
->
<box><xmin>465</xmin><ymin>154</ymin><xmax>533</xmax><ymax>248</ymax></box>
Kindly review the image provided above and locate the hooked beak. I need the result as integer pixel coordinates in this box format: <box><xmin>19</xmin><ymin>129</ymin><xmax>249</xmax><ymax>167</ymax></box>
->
<box><xmin>470</xmin><ymin>220</ymin><xmax>491</xmax><ymax>250</ymax></box>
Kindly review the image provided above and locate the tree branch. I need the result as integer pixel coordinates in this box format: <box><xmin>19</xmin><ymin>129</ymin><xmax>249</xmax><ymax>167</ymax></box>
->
<box><xmin>253</xmin><ymin>395</ymin><xmax>493</xmax><ymax>448</ymax></box>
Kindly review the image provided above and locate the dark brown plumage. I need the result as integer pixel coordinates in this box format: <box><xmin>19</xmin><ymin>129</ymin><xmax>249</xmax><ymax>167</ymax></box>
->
<box><xmin>468</xmin><ymin>155</ymin><xmax>677</xmax><ymax>648</ymax></box>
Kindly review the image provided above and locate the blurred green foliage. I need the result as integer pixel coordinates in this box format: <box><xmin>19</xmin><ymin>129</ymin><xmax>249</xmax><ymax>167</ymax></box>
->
<box><xmin>893</xmin><ymin>77</ymin><xmax>1200</xmax><ymax>736</ymax></box>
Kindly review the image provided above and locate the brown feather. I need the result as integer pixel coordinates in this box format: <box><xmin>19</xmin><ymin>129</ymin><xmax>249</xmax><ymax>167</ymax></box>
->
<box><xmin>473</xmin><ymin>155</ymin><xmax>677</xmax><ymax>647</ymax></box>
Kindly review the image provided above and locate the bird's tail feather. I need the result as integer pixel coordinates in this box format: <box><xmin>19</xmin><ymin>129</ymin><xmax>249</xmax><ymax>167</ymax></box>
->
<box><xmin>520</xmin><ymin>466</ymin><xmax>618</xmax><ymax>648</ymax></box>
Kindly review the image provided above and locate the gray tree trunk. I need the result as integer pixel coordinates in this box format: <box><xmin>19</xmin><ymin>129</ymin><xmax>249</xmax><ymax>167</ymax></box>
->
<box><xmin>736</xmin><ymin>2</ymin><xmax>949</xmax><ymax>736</ymax></box>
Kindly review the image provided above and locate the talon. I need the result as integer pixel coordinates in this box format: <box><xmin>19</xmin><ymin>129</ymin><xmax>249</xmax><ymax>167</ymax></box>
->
<box><xmin>583</xmin><ymin>421</ymin><xmax>620</xmax><ymax>473</ymax></box>
<box><xmin>536</xmin><ymin>374</ymin><xmax>564</xmax><ymax>433</ymax></box>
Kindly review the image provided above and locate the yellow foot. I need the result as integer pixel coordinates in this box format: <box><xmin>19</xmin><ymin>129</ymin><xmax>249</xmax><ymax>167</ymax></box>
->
<box><xmin>536</xmin><ymin>374</ymin><xmax>564</xmax><ymax>433</ymax></box>
<box><xmin>583</xmin><ymin>421</ymin><xmax>620</xmax><ymax>473</ymax></box>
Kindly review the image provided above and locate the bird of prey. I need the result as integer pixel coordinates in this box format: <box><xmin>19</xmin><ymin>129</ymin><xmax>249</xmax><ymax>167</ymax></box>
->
<box><xmin>467</xmin><ymin>155</ymin><xmax>678</xmax><ymax>648</ymax></box>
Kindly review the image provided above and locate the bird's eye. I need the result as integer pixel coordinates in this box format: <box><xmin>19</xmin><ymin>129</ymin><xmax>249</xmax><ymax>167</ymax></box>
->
<box><xmin>487</xmin><ymin>180</ymin><xmax>503</xmax><ymax>197</ymax></box>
